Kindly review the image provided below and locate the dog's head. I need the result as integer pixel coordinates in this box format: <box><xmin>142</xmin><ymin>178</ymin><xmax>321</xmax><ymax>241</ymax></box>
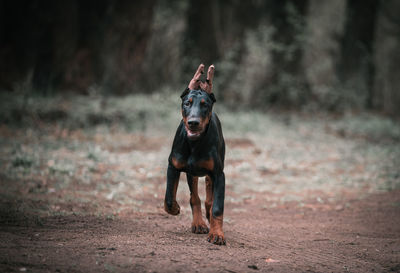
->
<box><xmin>181</xmin><ymin>64</ymin><xmax>216</xmax><ymax>141</ymax></box>
<box><xmin>181</xmin><ymin>89</ymin><xmax>216</xmax><ymax>140</ymax></box>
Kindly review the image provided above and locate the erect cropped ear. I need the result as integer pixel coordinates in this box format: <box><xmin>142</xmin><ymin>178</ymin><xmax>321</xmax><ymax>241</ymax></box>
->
<box><xmin>188</xmin><ymin>64</ymin><xmax>204</xmax><ymax>90</ymax></box>
<box><xmin>199</xmin><ymin>64</ymin><xmax>214</xmax><ymax>94</ymax></box>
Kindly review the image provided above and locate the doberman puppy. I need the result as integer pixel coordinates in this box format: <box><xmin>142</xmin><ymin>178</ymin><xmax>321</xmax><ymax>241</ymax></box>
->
<box><xmin>164</xmin><ymin>64</ymin><xmax>226</xmax><ymax>245</ymax></box>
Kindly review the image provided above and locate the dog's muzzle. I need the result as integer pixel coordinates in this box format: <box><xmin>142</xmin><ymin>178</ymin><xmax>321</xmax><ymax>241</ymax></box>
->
<box><xmin>186</xmin><ymin>118</ymin><xmax>203</xmax><ymax>139</ymax></box>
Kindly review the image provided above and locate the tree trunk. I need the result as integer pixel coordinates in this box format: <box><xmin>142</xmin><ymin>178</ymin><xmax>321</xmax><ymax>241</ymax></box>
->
<box><xmin>373</xmin><ymin>0</ymin><xmax>400</xmax><ymax>116</ymax></box>
<box><xmin>337</xmin><ymin>0</ymin><xmax>379</xmax><ymax>108</ymax></box>
<box><xmin>269</xmin><ymin>0</ymin><xmax>309</xmax><ymax>106</ymax></box>
<box><xmin>302</xmin><ymin>0</ymin><xmax>346</xmax><ymax>109</ymax></box>
<box><xmin>100</xmin><ymin>0</ymin><xmax>155</xmax><ymax>94</ymax></box>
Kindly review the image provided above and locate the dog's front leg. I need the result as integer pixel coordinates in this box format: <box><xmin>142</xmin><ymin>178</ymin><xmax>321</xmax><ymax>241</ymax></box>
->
<box><xmin>187</xmin><ymin>174</ymin><xmax>209</xmax><ymax>234</ymax></box>
<box><xmin>164</xmin><ymin>163</ymin><xmax>181</xmax><ymax>215</ymax></box>
<box><xmin>208</xmin><ymin>172</ymin><xmax>226</xmax><ymax>245</ymax></box>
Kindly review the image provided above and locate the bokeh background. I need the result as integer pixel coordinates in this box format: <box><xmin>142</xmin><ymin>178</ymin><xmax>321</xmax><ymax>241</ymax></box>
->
<box><xmin>1</xmin><ymin>0</ymin><xmax>400</xmax><ymax>115</ymax></box>
<box><xmin>1</xmin><ymin>1</ymin><xmax>400</xmax><ymax>272</ymax></box>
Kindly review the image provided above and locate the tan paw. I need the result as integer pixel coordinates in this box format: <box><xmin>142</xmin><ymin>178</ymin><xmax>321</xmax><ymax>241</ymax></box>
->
<box><xmin>207</xmin><ymin>231</ymin><xmax>226</xmax><ymax>245</ymax></box>
<box><xmin>191</xmin><ymin>221</ymin><xmax>209</xmax><ymax>234</ymax></box>
<box><xmin>164</xmin><ymin>200</ymin><xmax>180</xmax><ymax>215</ymax></box>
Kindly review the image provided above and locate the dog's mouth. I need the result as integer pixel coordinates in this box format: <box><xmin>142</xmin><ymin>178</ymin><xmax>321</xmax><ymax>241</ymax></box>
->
<box><xmin>185</xmin><ymin>125</ymin><xmax>204</xmax><ymax>140</ymax></box>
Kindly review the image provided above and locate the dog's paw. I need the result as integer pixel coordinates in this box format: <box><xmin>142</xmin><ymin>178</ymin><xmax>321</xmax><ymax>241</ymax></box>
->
<box><xmin>164</xmin><ymin>200</ymin><xmax>180</xmax><ymax>215</ymax></box>
<box><xmin>191</xmin><ymin>221</ymin><xmax>209</xmax><ymax>234</ymax></box>
<box><xmin>207</xmin><ymin>231</ymin><xmax>226</xmax><ymax>245</ymax></box>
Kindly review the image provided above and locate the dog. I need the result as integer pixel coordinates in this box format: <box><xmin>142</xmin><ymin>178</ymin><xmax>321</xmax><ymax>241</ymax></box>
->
<box><xmin>164</xmin><ymin>64</ymin><xmax>226</xmax><ymax>245</ymax></box>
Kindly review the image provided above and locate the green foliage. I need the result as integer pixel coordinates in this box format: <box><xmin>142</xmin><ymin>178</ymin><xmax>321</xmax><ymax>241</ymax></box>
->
<box><xmin>48</xmin><ymin>163</ymin><xmax>74</xmax><ymax>176</ymax></box>
<box><xmin>214</xmin><ymin>2</ymin><xmax>310</xmax><ymax>108</ymax></box>
<box><xmin>0</xmin><ymin>90</ymin><xmax>181</xmax><ymax>132</ymax></box>
<box><xmin>331</xmin><ymin>113</ymin><xmax>400</xmax><ymax>142</ymax></box>
<box><xmin>12</xmin><ymin>156</ymin><xmax>33</xmax><ymax>168</ymax></box>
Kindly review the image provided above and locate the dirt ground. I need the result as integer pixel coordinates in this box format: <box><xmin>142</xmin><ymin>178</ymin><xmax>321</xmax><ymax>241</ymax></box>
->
<box><xmin>1</xmin><ymin>108</ymin><xmax>400</xmax><ymax>272</ymax></box>
<box><xmin>1</xmin><ymin>190</ymin><xmax>400</xmax><ymax>273</ymax></box>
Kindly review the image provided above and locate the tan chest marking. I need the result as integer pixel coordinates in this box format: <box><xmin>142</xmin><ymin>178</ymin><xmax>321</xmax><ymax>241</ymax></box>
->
<box><xmin>172</xmin><ymin>157</ymin><xmax>186</xmax><ymax>169</ymax></box>
<box><xmin>197</xmin><ymin>158</ymin><xmax>215</xmax><ymax>171</ymax></box>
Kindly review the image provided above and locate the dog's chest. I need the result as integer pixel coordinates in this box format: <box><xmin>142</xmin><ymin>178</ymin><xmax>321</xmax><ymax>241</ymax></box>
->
<box><xmin>186</xmin><ymin>157</ymin><xmax>205</xmax><ymax>176</ymax></box>
<box><xmin>176</xmin><ymin>155</ymin><xmax>214</xmax><ymax>177</ymax></box>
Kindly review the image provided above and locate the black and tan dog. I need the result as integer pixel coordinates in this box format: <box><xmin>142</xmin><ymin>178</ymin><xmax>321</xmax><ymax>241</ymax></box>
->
<box><xmin>164</xmin><ymin>64</ymin><xmax>226</xmax><ymax>245</ymax></box>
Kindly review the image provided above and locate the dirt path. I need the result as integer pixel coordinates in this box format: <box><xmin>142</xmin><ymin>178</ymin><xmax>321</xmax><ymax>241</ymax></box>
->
<box><xmin>1</xmin><ymin>110</ymin><xmax>400</xmax><ymax>272</ymax></box>
<box><xmin>1</xmin><ymin>190</ymin><xmax>399</xmax><ymax>272</ymax></box>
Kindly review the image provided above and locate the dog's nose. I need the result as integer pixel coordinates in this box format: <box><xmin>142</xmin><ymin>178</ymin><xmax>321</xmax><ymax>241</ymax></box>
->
<box><xmin>188</xmin><ymin>119</ymin><xmax>200</xmax><ymax>127</ymax></box>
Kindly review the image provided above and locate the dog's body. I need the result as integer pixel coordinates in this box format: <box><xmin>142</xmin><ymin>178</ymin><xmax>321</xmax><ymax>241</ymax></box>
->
<box><xmin>164</xmin><ymin>64</ymin><xmax>226</xmax><ymax>245</ymax></box>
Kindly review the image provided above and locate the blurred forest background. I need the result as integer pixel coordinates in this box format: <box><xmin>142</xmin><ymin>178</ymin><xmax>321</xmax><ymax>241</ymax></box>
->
<box><xmin>0</xmin><ymin>0</ymin><xmax>399</xmax><ymax>115</ymax></box>
<box><xmin>1</xmin><ymin>2</ymin><xmax>400</xmax><ymax>271</ymax></box>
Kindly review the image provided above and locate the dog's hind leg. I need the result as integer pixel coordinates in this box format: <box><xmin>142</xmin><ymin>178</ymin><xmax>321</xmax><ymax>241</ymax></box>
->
<box><xmin>187</xmin><ymin>174</ymin><xmax>209</xmax><ymax>234</ymax></box>
<box><xmin>207</xmin><ymin>172</ymin><xmax>225</xmax><ymax>245</ymax></box>
<box><xmin>205</xmin><ymin>175</ymin><xmax>213</xmax><ymax>223</ymax></box>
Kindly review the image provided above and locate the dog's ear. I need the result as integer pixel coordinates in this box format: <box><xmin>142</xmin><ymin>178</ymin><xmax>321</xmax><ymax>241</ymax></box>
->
<box><xmin>180</xmin><ymin>87</ymin><xmax>190</xmax><ymax>99</ymax></box>
<box><xmin>188</xmin><ymin>64</ymin><xmax>204</xmax><ymax>90</ymax></box>
<box><xmin>199</xmin><ymin>65</ymin><xmax>215</xmax><ymax>94</ymax></box>
<box><xmin>209</xmin><ymin>93</ymin><xmax>216</xmax><ymax>103</ymax></box>
<box><xmin>206</xmin><ymin>65</ymin><xmax>214</xmax><ymax>94</ymax></box>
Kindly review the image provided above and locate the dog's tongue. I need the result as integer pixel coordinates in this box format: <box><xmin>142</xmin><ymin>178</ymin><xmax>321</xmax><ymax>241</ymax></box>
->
<box><xmin>187</xmin><ymin>128</ymin><xmax>201</xmax><ymax>138</ymax></box>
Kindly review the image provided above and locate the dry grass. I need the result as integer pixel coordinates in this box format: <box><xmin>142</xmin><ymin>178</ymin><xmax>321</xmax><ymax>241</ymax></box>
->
<box><xmin>0</xmin><ymin>92</ymin><xmax>399</xmax><ymax>219</ymax></box>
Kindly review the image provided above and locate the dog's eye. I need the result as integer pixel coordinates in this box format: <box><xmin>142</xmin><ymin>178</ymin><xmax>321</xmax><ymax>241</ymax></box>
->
<box><xmin>184</xmin><ymin>101</ymin><xmax>191</xmax><ymax>107</ymax></box>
